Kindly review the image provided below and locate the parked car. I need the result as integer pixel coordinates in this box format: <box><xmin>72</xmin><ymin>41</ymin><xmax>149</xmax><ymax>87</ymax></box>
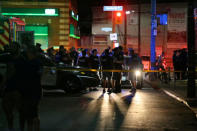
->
<box><xmin>40</xmin><ymin>54</ymin><xmax>100</xmax><ymax>93</ymax></box>
<box><xmin>0</xmin><ymin>52</ymin><xmax>100</xmax><ymax>93</ymax></box>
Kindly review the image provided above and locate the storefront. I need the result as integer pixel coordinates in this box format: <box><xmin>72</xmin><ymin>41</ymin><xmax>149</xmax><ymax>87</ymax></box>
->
<box><xmin>1</xmin><ymin>0</ymin><xmax>80</xmax><ymax>50</ymax></box>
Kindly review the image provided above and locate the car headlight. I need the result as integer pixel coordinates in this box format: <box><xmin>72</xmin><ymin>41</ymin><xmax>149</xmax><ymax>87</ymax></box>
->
<box><xmin>135</xmin><ymin>70</ymin><xmax>141</xmax><ymax>76</ymax></box>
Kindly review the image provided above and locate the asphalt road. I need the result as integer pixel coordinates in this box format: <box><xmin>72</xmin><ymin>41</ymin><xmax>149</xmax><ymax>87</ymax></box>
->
<box><xmin>1</xmin><ymin>83</ymin><xmax>197</xmax><ymax>131</ymax></box>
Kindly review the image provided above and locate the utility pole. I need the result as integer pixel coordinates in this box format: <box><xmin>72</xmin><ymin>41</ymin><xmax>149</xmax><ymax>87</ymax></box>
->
<box><xmin>112</xmin><ymin>0</ymin><xmax>116</xmax><ymax>48</ymax></box>
<box><xmin>124</xmin><ymin>3</ymin><xmax>127</xmax><ymax>53</ymax></box>
<box><xmin>138</xmin><ymin>0</ymin><xmax>141</xmax><ymax>56</ymax></box>
<box><xmin>150</xmin><ymin>0</ymin><xmax>157</xmax><ymax>70</ymax></box>
<box><xmin>187</xmin><ymin>0</ymin><xmax>196</xmax><ymax>98</ymax></box>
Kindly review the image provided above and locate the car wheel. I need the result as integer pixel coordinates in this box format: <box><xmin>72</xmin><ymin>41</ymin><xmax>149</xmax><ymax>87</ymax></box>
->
<box><xmin>64</xmin><ymin>76</ymin><xmax>82</xmax><ymax>93</ymax></box>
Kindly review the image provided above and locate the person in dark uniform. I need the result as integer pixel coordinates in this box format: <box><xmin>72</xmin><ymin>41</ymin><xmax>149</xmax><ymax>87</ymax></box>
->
<box><xmin>56</xmin><ymin>45</ymin><xmax>72</xmax><ymax>65</ymax></box>
<box><xmin>127</xmin><ymin>49</ymin><xmax>142</xmax><ymax>91</ymax></box>
<box><xmin>20</xmin><ymin>46</ymin><xmax>42</xmax><ymax>131</ymax></box>
<box><xmin>112</xmin><ymin>47</ymin><xmax>124</xmax><ymax>93</ymax></box>
<box><xmin>1</xmin><ymin>43</ymin><xmax>24</xmax><ymax>130</ymax></box>
<box><xmin>69</xmin><ymin>47</ymin><xmax>79</xmax><ymax>66</ymax></box>
<box><xmin>89</xmin><ymin>49</ymin><xmax>100</xmax><ymax>91</ymax></box>
<box><xmin>47</xmin><ymin>47</ymin><xmax>55</xmax><ymax>62</ymax></box>
<box><xmin>35</xmin><ymin>43</ymin><xmax>44</xmax><ymax>54</ymax></box>
<box><xmin>101</xmin><ymin>49</ymin><xmax>113</xmax><ymax>93</ymax></box>
<box><xmin>77</xmin><ymin>49</ymin><xmax>89</xmax><ymax>68</ymax></box>
<box><xmin>89</xmin><ymin>49</ymin><xmax>100</xmax><ymax>69</ymax></box>
<box><xmin>173</xmin><ymin>50</ymin><xmax>178</xmax><ymax>79</ymax></box>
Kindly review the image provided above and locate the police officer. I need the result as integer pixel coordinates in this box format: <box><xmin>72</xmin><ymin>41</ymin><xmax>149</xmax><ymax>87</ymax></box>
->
<box><xmin>112</xmin><ymin>47</ymin><xmax>124</xmax><ymax>93</ymax></box>
<box><xmin>101</xmin><ymin>49</ymin><xmax>113</xmax><ymax>93</ymax></box>
<box><xmin>89</xmin><ymin>49</ymin><xmax>100</xmax><ymax>91</ymax></box>
<box><xmin>69</xmin><ymin>47</ymin><xmax>79</xmax><ymax>66</ymax></box>
<box><xmin>56</xmin><ymin>46</ymin><xmax>72</xmax><ymax>65</ymax></box>
<box><xmin>77</xmin><ymin>49</ymin><xmax>89</xmax><ymax>68</ymax></box>
<box><xmin>128</xmin><ymin>49</ymin><xmax>142</xmax><ymax>91</ymax></box>
<box><xmin>89</xmin><ymin>49</ymin><xmax>100</xmax><ymax>69</ymax></box>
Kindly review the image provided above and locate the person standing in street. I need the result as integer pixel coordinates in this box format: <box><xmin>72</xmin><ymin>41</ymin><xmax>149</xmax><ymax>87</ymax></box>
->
<box><xmin>89</xmin><ymin>49</ymin><xmax>100</xmax><ymax>91</ymax></box>
<box><xmin>20</xmin><ymin>46</ymin><xmax>42</xmax><ymax>131</ymax></box>
<box><xmin>47</xmin><ymin>47</ymin><xmax>55</xmax><ymax>62</ymax></box>
<box><xmin>89</xmin><ymin>49</ymin><xmax>100</xmax><ymax>70</ymax></box>
<box><xmin>55</xmin><ymin>45</ymin><xmax>71</xmax><ymax>65</ymax></box>
<box><xmin>1</xmin><ymin>42</ymin><xmax>24</xmax><ymax>131</ymax></box>
<box><xmin>127</xmin><ymin>49</ymin><xmax>142</xmax><ymax>91</ymax></box>
<box><xmin>112</xmin><ymin>47</ymin><xmax>124</xmax><ymax>93</ymax></box>
<box><xmin>101</xmin><ymin>49</ymin><xmax>113</xmax><ymax>93</ymax></box>
<box><xmin>69</xmin><ymin>47</ymin><xmax>79</xmax><ymax>66</ymax></box>
<box><xmin>35</xmin><ymin>43</ymin><xmax>44</xmax><ymax>54</ymax></box>
<box><xmin>77</xmin><ymin>49</ymin><xmax>89</xmax><ymax>68</ymax></box>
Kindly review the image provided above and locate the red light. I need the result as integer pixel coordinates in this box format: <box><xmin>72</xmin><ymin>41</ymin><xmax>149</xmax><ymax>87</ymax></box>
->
<box><xmin>117</xmin><ymin>12</ymin><xmax>121</xmax><ymax>17</ymax></box>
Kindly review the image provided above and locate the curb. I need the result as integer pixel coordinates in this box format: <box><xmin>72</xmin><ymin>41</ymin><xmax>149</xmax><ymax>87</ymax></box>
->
<box><xmin>161</xmin><ymin>88</ymin><xmax>197</xmax><ymax>119</ymax></box>
<box><xmin>144</xmin><ymin>79</ymin><xmax>197</xmax><ymax>119</ymax></box>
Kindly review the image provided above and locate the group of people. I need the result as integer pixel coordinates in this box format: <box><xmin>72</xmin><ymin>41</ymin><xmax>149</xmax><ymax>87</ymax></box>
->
<box><xmin>0</xmin><ymin>42</ymin><xmax>142</xmax><ymax>131</ymax></box>
<box><xmin>173</xmin><ymin>48</ymin><xmax>188</xmax><ymax>80</ymax></box>
<box><xmin>0</xmin><ymin>42</ymin><xmax>42</xmax><ymax>131</ymax></box>
<box><xmin>45</xmin><ymin>45</ymin><xmax>142</xmax><ymax>93</ymax></box>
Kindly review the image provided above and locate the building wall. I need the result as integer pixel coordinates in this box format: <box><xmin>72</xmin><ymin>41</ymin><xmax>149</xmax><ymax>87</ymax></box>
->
<box><xmin>91</xmin><ymin>3</ymin><xmax>188</xmax><ymax>68</ymax></box>
<box><xmin>1</xmin><ymin>0</ymin><xmax>79</xmax><ymax>49</ymax></box>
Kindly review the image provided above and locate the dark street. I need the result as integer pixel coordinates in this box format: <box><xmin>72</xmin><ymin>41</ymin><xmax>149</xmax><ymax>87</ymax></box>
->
<box><xmin>1</xmin><ymin>83</ymin><xmax>197</xmax><ymax>131</ymax></box>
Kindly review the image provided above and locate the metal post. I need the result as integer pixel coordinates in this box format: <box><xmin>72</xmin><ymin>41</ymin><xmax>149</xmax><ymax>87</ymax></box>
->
<box><xmin>187</xmin><ymin>0</ymin><xmax>196</xmax><ymax>98</ymax></box>
<box><xmin>124</xmin><ymin>4</ymin><xmax>127</xmax><ymax>53</ymax></box>
<box><xmin>138</xmin><ymin>0</ymin><xmax>141</xmax><ymax>56</ymax></box>
<box><xmin>150</xmin><ymin>0</ymin><xmax>157</xmax><ymax>70</ymax></box>
<box><xmin>112</xmin><ymin>0</ymin><xmax>116</xmax><ymax>48</ymax></box>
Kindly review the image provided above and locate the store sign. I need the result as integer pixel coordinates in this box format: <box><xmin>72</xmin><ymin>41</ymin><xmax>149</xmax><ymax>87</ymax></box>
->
<box><xmin>103</xmin><ymin>6</ymin><xmax>123</xmax><ymax>11</ymax></box>
<box><xmin>110</xmin><ymin>33</ymin><xmax>117</xmax><ymax>41</ymax></box>
<box><xmin>71</xmin><ymin>11</ymin><xmax>78</xmax><ymax>21</ymax></box>
<box><xmin>1</xmin><ymin>8</ymin><xmax>59</xmax><ymax>16</ymax></box>
<box><xmin>45</xmin><ymin>9</ymin><xmax>56</xmax><ymax>15</ymax></box>
<box><xmin>101</xmin><ymin>27</ymin><xmax>112</xmax><ymax>32</ymax></box>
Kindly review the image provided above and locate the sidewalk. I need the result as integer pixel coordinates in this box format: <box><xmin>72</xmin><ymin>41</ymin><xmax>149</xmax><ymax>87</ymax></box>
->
<box><xmin>144</xmin><ymin>77</ymin><xmax>197</xmax><ymax>118</ymax></box>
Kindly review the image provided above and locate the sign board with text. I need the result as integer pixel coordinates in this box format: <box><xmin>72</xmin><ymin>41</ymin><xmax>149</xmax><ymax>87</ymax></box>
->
<box><xmin>110</xmin><ymin>33</ymin><xmax>117</xmax><ymax>41</ymax></box>
<box><xmin>103</xmin><ymin>6</ymin><xmax>123</xmax><ymax>11</ymax></box>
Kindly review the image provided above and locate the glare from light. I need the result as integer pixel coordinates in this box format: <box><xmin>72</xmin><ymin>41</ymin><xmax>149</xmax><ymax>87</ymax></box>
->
<box><xmin>126</xmin><ymin>11</ymin><xmax>131</xmax><ymax>15</ymax></box>
<box><xmin>135</xmin><ymin>70</ymin><xmax>141</xmax><ymax>76</ymax></box>
<box><xmin>117</xmin><ymin>12</ymin><xmax>121</xmax><ymax>17</ymax></box>
<box><xmin>131</xmin><ymin>10</ymin><xmax>135</xmax><ymax>13</ymax></box>
<box><xmin>115</xmin><ymin>43</ymin><xmax>119</xmax><ymax>47</ymax></box>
